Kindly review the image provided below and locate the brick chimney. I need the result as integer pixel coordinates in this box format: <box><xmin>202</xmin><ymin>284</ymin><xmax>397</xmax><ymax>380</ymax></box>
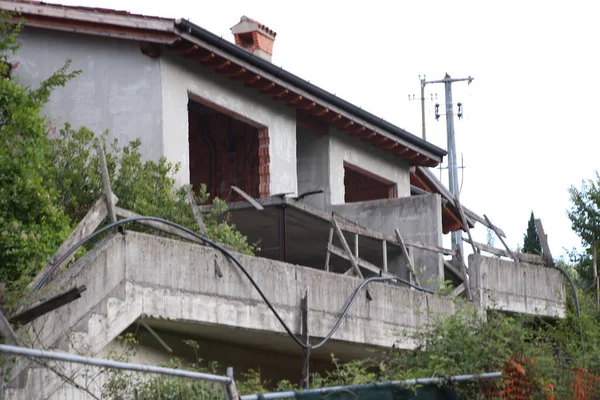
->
<box><xmin>230</xmin><ymin>16</ymin><xmax>276</xmax><ymax>62</ymax></box>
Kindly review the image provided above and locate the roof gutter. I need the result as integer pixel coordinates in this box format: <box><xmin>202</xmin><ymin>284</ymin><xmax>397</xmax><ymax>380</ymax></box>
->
<box><xmin>175</xmin><ymin>19</ymin><xmax>446</xmax><ymax>159</ymax></box>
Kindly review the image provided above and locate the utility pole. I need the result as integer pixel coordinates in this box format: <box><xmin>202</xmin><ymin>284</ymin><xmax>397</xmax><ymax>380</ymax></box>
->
<box><xmin>421</xmin><ymin>74</ymin><xmax>473</xmax><ymax>254</ymax></box>
<box><xmin>420</xmin><ymin>76</ymin><xmax>426</xmax><ymax>140</ymax></box>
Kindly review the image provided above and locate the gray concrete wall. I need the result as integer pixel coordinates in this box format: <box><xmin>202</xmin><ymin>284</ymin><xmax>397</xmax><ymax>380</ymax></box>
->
<box><xmin>296</xmin><ymin>126</ymin><xmax>330</xmax><ymax>209</ymax></box>
<box><xmin>160</xmin><ymin>55</ymin><xmax>298</xmax><ymax>191</ymax></box>
<box><xmin>332</xmin><ymin>195</ymin><xmax>444</xmax><ymax>290</ymax></box>
<box><xmin>468</xmin><ymin>254</ymin><xmax>566</xmax><ymax>318</ymax></box>
<box><xmin>328</xmin><ymin>128</ymin><xmax>411</xmax><ymax>205</ymax></box>
<box><xmin>27</xmin><ymin>231</ymin><xmax>456</xmax><ymax>357</ymax></box>
<box><xmin>13</xmin><ymin>28</ymin><xmax>164</xmax><ymax>162</ymax></box>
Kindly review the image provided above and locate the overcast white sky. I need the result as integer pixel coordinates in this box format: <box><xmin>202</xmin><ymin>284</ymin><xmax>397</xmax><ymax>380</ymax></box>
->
<box><xmin>57</xmin><ymin>0</ymin><xmax>600</xmax><ymax>258</ymax></box>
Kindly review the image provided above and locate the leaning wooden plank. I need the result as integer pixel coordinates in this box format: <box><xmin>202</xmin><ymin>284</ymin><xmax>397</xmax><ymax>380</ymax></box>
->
<box><xmin>324</xmin><ymin>226</ymin><xmax>334</xmax><ymax>271</ymax></box>
<box><xmin>331</xmin><ymin>216</ymin><xmax>363</xmax><ymax>278</ymax></box>
<box><xmin>453</xmin><ymin>283</ymin><xmax>466</xmax><ymax>296</ymax></box>
<box><xmin>463</xmin><ymin>238</ymin><xmax>546</xmax><ymax>265</ymax></box>
<box><xmin>444</xmin><ymin>260</ymin><xmax>464</xmax><ymax>279</ymax></box>
<box><xmin>454</xmin><ymin>195</ymin><xmax>477</xmax><ymax>255</ymax></box>
<box><xmin>455</xmin><ymin>247</ymin><xmax>472</xmax><ymax>301</ymax></box>
<box><xmin>9</xmin><ymin>286</ymin><xmax>86</xmax><ymax>325</ymax></box>
<box><xmin>534</xmin><ymin>219</ymin><xmax>553</xmax><ymax>267</ymax></box>
<box><xmin>29</xmin><ymin>194</ymin><xmax>117</xmax><ymax>290</ymax></box>
<box><xmin>184</xmin><ymin>184</ymin><xmax>207</xmax><ymax>236</ymax></box>
<box><xmin>484</xmin><ymin>214</ymin><xmax>519</xmax><ymax>264</ymax></box>
<box><xmin>463</xmin><ymin>207</ymin><xmax>506</xmax><ymax>238</ymax></box>
<box><xmin>0</xmin><ymin>311</ymin><xmax>19</xmax><ymax>345</ymax></box>
<box><xmin>96</xmin><ymin>144</ymin><xmax>117</xmax><ymax>226</ymax></box>
<box><xmin>404</xmin><ymin>240</ymin><xmax>456</xmax><ymax>256</ymax></box>
<box><xmin>231</xmin><ymin>185</ymin><xmax>264</xmax><ymax>211</ymax></box>
<box><xmin>394</xmin><ymin>229</ymin><xmax>420</xmax><ymax>287</ymax></box>
<box><xmin>328</xmin><ymin>244</ymin><xmax>382</xmax><ymax>275</ymax></box>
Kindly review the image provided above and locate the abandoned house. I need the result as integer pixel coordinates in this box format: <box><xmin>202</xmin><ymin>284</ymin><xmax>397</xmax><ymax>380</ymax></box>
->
<box><xmin>0</xmin><ymin>1</ymin><xmax>567</xmax><ymax>398</ymax></box>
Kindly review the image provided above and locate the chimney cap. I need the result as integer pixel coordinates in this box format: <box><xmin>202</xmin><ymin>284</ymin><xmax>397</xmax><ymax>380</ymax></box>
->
<box><xmin>231</xmin><ymin>15</ymin><xmax>277</xmax><ymax>39</ymax></box>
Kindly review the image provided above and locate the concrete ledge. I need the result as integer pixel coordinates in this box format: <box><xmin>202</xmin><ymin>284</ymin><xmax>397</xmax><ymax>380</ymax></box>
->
<box><xmin>26</xmin><ymin>231</ymin><xmax>458</xmax><ymax>356</ymax></box>
<box><xmin>468</xmin><ymin>254</ymin><xmax>566</xmax><ymax>318</ymax></box>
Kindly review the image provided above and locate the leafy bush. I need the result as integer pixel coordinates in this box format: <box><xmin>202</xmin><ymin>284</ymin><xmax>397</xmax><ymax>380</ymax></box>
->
<box><xmin>0</xmin><ymin>13</ymin><xmax>79</xmax><ymax>292</ymax></box>
<box><xmin>49</xmin><ymin>125</ymin><xmax>254</xmax><ymax>255</ymax></box>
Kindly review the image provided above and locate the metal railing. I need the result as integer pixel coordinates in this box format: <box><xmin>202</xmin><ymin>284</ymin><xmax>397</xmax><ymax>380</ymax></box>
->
<box><xmin>0</xmin><ymin>344</ymin><xmax>237</xmax><ymax>400</ymax></box>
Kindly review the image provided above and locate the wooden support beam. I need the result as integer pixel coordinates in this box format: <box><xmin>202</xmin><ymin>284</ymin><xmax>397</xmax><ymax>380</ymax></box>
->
<box><xmin>324</xmin><ymin>226</ymin><xmax>334</xmax><ymax>271</ymax></box>
<box><xmin>372</xmin><ymin>136</ymin><xmax>390</xmax><ymax>145</ymax></box>
<box><xmin>298</xmin><ymin>102</ymin><xmax>316</xmax><ymax>111</ymax></box>
<box><xmin>395</xmin><ymin>147</ymin><xmax>410</xmax><ymax>156</ymax></box>
<box><xmin>169</xmin><ymin>42</ymin><xmax>198</xmax><ymax>54</ymax></box>
<box><xmin>0</xmin><ymin>311</ymin><xmax>19</xmax><ymax>345</ymax></box>
<box><xmin>444</xmin><ymin>260</ymin><xmax>463</xmax><ymax>279</ymax></box>
<box><xmin>325</xmin><ymin>114</ymin><xmax>342</xmax><ymax>123</ymax></box>
<box><xmin>300</xmin><ymin>290</ymin><xmax>310</xmax><ymax>389</ymax></box>
<box><xmin>379</xmin><ymin>142</ymin><xmax>399</xmax><ymax>151</ymax></box>
<box><xmin>405</xmin><ymin>151</ymin><xmax>420</xmax><ymax>160</ymax></box>
<box><xmin>382</xmin><ymin>240</ymin><xmax>388</xmax><ymax>273</ymax></box>
<box><xmin>332</xmin><ymin>216</ymin><xmax>363</xmax><ymax>278</ymax></box>
<box><xmin>361</xmin><ymin>132</ymin><xmax>377</xmax><ymax>141</ymax></box>
<box><xmin>272</xmin><ymin>89</ymin><xmax>289</xmax><ymax>99</ymax></box>
<box><xmin>534</xmin><ymin>218</ymin><xmax>553</xmax><ymax>267</ymax></box>
<box><xmin>413</xmin><ymin>154</ymin><xmax>427</xmax><ymax>163</ymax></box>
<box><xmin>97</xmin><ymin>144</ymin><xmax>117</xmax><ymax>228</ymax></box>
<box><xmin>243</xmin><ymin>75</ymin><xmax>261</xmax><ymax>85</ymax></box>
<box><xmin>405</xmin><ymin>240</ymin><xmax>455</xmax><ymax>256</ymax></box>
<box><xmin>257</xmin><ymin>82</ymin><xmax>276</xmax><ymax>92</ymax></box>
<box><xmin>462</xmin><ymin>238</ymin><xmax>546</xmax><ymax>265</ymax></box>
<box><xmin>226</xmin><ymin>67</ymin><xmax>247</xmax><ymax>77</ymax></box>
<box><xmin>349</xmin><ymin>127</ymin><xmax>366</xmax><ymax>136</ymax></box>
<box><xmin>212</xmin><ymin>60</ymin><xmax>231</xmax><ymax>70</ymax></box>
<box><xmin>340</xmin><ymin>120</ymin><xmax>354</xmax><ymax>129</ymax></box>
<box><xmin>313</xmin><ymin>108</ymin><xmax>329</xmax><ymax>117</ymax></box>
<box><xmin>453</xmin><ymin>283</ymin><xmax>466</xmax><ymax>296</ymax></box>
<box><xmin>454</xmin><ymin>195</ymin><xmax>477</xmax><ymax>255</ymax></box>
<box><xmin>455</xmin><ymin>247</ymin><xmax>473</xmax><ymax>300</ymax></box>
<box><xmin>185</xmin><ymin>185</ymin><xmax>207</xmax><ymax>236</ymax></box>
<box><xmin>287</xmin><ymin>95</ymin><xmax>303</xmax><ymax>105</ymax></box>
<box><xmin>30</xmin><ymin>194</ymin><xmax>117</xmax><ymax>290</ymax></box>
<box><xmin>485</xmin><ymin>214</ymin><xmax>519</xmax><ymax>264</ymax></box>
<box><xmin>394</xmin><ymin>229</ymin><xmax>420</xmax><ymax>286</ymax></box>
<box><xmin>191</xmin><ymin>52</ymin><xmax>215</xmax><ymax>63</ymax></box>
<box><xmin>10</xmin><ymin>286</ymin><xmax>86</xmax><ymax>325</ymax></box>
<box><xmin>328</xmin><ymin>244</ymin><xmax>385</xmax><ymax>276</ymax></box>
<box><xmin>231</xmin><ymin>185</ymin><xmax>264</xmax><ymax>210</ymax></box>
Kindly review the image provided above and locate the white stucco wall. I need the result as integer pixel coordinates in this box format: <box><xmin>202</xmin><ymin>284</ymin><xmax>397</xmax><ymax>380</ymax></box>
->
<box><xmin>13</xmin><ymin>28</ymin><xmax>165</xmax><ymax>161</ymax></box>
<box><xmin>328</xmin><ymin>128</ymin><xmax>411</xmax><ymax>205</ymax></box>
<box><xmin>160</xmin><ymin>56</ymin><xmax>298</xmax><ymax>193</ymax></box>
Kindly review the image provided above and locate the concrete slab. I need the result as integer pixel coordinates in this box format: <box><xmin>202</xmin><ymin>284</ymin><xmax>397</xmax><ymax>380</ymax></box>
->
<box><xmin>468</xmin><ymin>254</ymin><xmax>566</xmax><ymax>318</ymax></box>
<box><xmin>332</xmin><ymin>195</ymin><xmax>444</xmax><ymax>290</ymax></box>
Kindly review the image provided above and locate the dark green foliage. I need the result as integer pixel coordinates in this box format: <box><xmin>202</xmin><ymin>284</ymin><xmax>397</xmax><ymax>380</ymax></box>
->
<box><xmin>49</xmin><ymin>125</ymin><xmax>255</xmax><ymax>255</ymax></box>
<box><xmin>0</xmin><ymin>13</ymin><xmax>79</xmax><ymax>291</ymax></box>
<box><xmin>523</xmin><ymin>211</ymin><xmax>542</xmax><ymax>255</ymax></box>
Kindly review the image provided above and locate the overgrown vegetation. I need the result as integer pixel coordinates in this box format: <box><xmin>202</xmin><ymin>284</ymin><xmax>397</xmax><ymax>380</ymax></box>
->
<box><xmin>0</xmin><ymin>13</ymin><xmax>252</xmax><ymax>310</ymax></box>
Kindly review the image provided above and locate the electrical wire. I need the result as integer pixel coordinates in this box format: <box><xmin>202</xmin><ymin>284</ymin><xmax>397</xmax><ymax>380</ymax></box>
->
<box><xmin>33</xmin><ymin>216</ymin><xmax>435</xmax><ymax>350</ymax></box>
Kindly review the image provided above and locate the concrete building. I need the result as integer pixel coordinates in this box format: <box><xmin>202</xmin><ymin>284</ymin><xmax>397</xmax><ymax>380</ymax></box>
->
<box><xmin>0</xmin><ymin>1</ymin><xmax>568</xmax><ymax>398</ymax></box>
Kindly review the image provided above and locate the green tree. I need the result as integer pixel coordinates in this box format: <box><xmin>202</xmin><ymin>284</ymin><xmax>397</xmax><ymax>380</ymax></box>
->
<box><xmin>523</xmin><ymin>211</ymin><xmax>542</xmax><ymax>255</ymax></box>
<box><xmin>0</xmin><ymin>12</ymin><xmax>80</xmax><ymax>291</ymax></box>
<box><xmin>568</xmin><ymin>176</ymin><xmax>600</xmax><ymax>290</ymax></box>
